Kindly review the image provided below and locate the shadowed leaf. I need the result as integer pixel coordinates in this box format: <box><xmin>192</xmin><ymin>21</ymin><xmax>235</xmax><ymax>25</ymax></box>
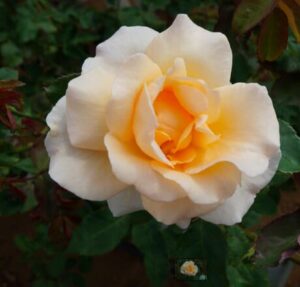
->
<box><xmin>258</xmin><ymin>8</ymin><xmax>288</xmax><ymax>61</ymax></box>
<box><xmin>255</xmin><ymin>209</ymin><xmax>300</xmax><ymax>266</ymax></box>
<box><xmin>278</xmin><ymin>120</ymin><xmax>300</xmax><ymax>173</ymax></box>
<box><xmin>131</xmin><ymin>221</ymin><xmax>169</xmax><ymax>287</ymax></box>
<box><xmin>278</xmin><ymin>0</ymin><xmax>300</xmax><ymax>42</ymax></box>
<box><xmin>232</xmin><ymin>0</ymin><xmax>275</xmax><ymax>34</ymax></box>
<box><xmin>68</xmin><ymin>208</ymin><xmax>130</xmax><ymax>256</ymax></box>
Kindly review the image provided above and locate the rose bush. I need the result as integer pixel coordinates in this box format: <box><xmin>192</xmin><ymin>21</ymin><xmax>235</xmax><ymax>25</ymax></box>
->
<box><xmin>45</xmin><ymin>14</ymin><xmax>280</xmax><ymax>228</ymax></box>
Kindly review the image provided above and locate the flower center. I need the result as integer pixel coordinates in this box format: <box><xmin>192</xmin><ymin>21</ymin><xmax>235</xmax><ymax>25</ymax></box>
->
<box><xmin>153</xmin><ymin>80</ymin><xmax>220</xmax><ymax>166</ymax></box>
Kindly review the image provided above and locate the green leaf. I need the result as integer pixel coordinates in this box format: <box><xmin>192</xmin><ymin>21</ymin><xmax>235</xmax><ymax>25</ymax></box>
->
<box><xmin>163</xmin><ymin>220</ymin><xmax>228</xmax><ymax>286</ymax></box>
<box><xmin>278</xmin><ymin>119</ymin><xmax>300</xmax><ymax>173</ymax></box>
<box><xmin>32</xmin><ymin>279</ymin><xmax>57</xmax><ymax>287</ymax></box>
<box><xmin>46</xmin><ymin>254</ymin><xmax>67</xmax><ymax>277</ymax></box>
<box><xmin>68</xmin><ymin>208</ymin><xmax>130</xmax><ymax>256</ymax></box>
<box><xmin>0</xmin><ymin>189</ymin><xmax>24</xmax><ymax>216</ymax></box>
<box><xmin>258</xmin><ymin>8</ymin><xmax>288</xmax><ymax>61</ymax></box>
<box><xmin>118</xmin><ymin>8</ymin><xmax>144</xmax><ymax>26</ymax></box>
<box><xmin>44</xmin><ymin>74</ymin><xmax>78</xmax><ymax>104</ymax></box>
<box><xmin>0</xmin><ymin>41</ymin><xmax>23</xmax><ymax>67</ymax></box>
<box><xmin>22</xmin><ymin>186</ymin><xmax>38</xmax><ymax>213</ymax></box>
<box><xmin>227</xmin><ymin>226</ymin><xmax>252</xmax><ymax>264</ymax></box>
<box><xmin>0</xmin><ymin>67</ymin><xmax>18</xmax><ymax>80</ymax></box>
<box><xmin>131</xmin><ymin>221</ymin><xmax>169</xmax><ymax>287</ymax></box>
<box><xmin>227</xmin><ymin>264</ymin><xmax>269</xmax><ymax>287</ymax></box>
<box><xmin>232</xmin><ymin>0</ymin><xmax>275</xmax><ymax>34</ymax></box>
<box><xmin>201</xmin><ymin>222</ymin><xmax>228</xmax><ymax>287</ymax></box>
<box><xmin>255</xmin><ymin>209</ymin><xmax>300</xmax><ymax>266</ymax></box>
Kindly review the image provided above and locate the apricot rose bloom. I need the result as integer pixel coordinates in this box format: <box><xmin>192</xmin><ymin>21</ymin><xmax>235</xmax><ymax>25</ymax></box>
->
<box><xmin>45</xmin><ymin>14</ymin><xmax>280</xmax><ymax>228</ymax></box>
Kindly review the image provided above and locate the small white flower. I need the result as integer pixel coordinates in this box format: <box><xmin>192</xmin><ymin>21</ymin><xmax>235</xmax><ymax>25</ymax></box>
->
<box><xmin>180</xmin><ymin>260</ymin><xmax>199</xmax><ymax>276</ymax></box>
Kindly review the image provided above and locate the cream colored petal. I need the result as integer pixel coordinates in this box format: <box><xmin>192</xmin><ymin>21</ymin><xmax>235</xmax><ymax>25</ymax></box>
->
<box><xmin>200</xmin><ymin>182</ymin><xmax>256</xmax><ymax>225</ymax></box>
<box><xmin>66</xmin><ymin>68</ymin><xmax>113</xmax><ymax>151</ymax></box>
<box><xmin>146</xmin><ymin>14</ymin><xmax>232</xmax><ymax>88</ymax></box>
<box><xmin>106</xmin><ymin>53</ymin><xmax>162</xmax><ymax>140</ymax></box>
<box><xmin>133</xmin><ymin>83</ymin><xmax>171</xmax><ymax>165</ymax></box>
<box><xmin>176</xmin><ymin>219</ymin><xmax>191</xmax><ymax>229</ymax></box>
<box><xmin>186</xmin><ymin>83</ymin><xmax>280</xmax><ymax>177</ymax></box>
<box><xmin>141</xmin><ymin>195</ymin><xmax>218</xmax><ymax>226</ymax></box>
<box><xmin>107</xmin><ymin>186</ymin><xmax>143</xmax><ymax>216</ymax></box>
<box><xmin>172</xmin><ymin>84</ymin><xmax>208</xmax><ymax>116</ymax></box>
<box><xmin>244</xmin><ymin>150</ymin><xmax>281</xmax><ymax>193</ymax></box>
<box><xmin>82</xmin><ymin>26</ymin><xmax>158</xmax><ymax>74</ymax></box>
<box><xmin>167</xmin><ymin>77</ymin><xmax>221</xmax><ymax>123</ymax></box>
<box><xmin>212</xmin><ymin>83</ymin><xmax>280</xmax><ymax>152</ymax></box>
<box><xmin>200</xmin><ymin>151</ymin><xmax>281</xmax><ymax>225</ymax></box>
<box><xmin>186</xmin><ymin>141</ymin><xmax>270</xmax><ymax>177</ymax></box>
<box><xmin>104</xmin><ymin>133</ymin><xmax>186</xmax><ymax>202</ymax></box>
<box><xmin>45</xmin><ymin>97</ymin><xmax>127</xmax><ymax>201</ymax></box>
<box><xmin>152</xmin><ymin>161</ymin><xmax>241</xmax><ymax>204</ymax></box>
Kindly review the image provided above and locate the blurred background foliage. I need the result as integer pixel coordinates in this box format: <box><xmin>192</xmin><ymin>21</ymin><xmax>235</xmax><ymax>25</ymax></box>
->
<box><xmin>0</xmin><ymin>0</ymin><xmax>300</xmax><ymax>286</ymax></box>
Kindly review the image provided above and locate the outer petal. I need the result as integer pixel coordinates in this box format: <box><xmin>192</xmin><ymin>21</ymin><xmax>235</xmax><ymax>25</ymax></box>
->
<box><xmin>66</xmin><ymin>68</ymin><xmax>114</xmax><ymax>151</ymax></box>
<box><xmin>45</xmin><ymin>97</ymin><xmax>127</xmax><ymax>201</ymax></box>
<box><xmin>106</xmin><ymin>53</ymin><xmax>162</xmax><ymax>140</ymax></box>
<box><xmin>141</xmin><ymin>195</ymin><xmax>218</xmax><ymax>226</ymax></box>
<box><xmin>152</xmin><ymin>162</ymin><xmax>241</xmax><ymax>204</ymax></box>
<box><xmin>200</xmin><ymin>151</ymin><xmax>281</xmax><ymax>225</ymax></box>
<box><xmin>186</xmin><ymin>83</ymin><xmax>280</xmax><ymax>177</ymax></box>
<box><xmin>104</xmin><ymin>133</ymin><xmax>186</xmax><ymax>202</ymax></box>
<box><xmin>200</xmin><ymin>182</ymin><xmax>256</xmax><ymax>225</ymax></box>
<box><xmin>146</xmin><ymin>14</ymin><xmax>232</xmax><ymax>88</ymax></box>
<box><xmin>107</xmin><ymin>186</ymin><xmax>143</xmax><ymax>216</ymax></box>
<box><xmin>212</xmin><ymin>83</ymin><xmax>280</xmax><ymax>153</ymax></box>
<box><xmin>82</xmin><ymin>26</ymin><xmax>158</xmax><ymax>74</ymax></box>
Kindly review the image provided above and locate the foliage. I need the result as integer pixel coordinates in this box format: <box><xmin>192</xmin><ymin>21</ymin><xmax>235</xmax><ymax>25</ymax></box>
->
<box><xmin>0</xmin><ymin>0</ymin><xmax>300</xmax><ymax>286</ymax></box>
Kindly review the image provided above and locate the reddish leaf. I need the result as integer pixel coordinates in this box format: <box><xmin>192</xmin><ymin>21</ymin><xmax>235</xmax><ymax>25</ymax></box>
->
<box><xmin>0</xmin><ymin>80</ymin><xmax>24</xmax><ymax>90</ymax></box>
<box><xmin>5</xmin><ymin>108</ymin><xmax>17</xmax><ymax>130</ymax></box>
<box><xmin>278</xmin><ymin>0</ymin><xmax>300</xmax><ymax>42</ymax></box>
<box><xmin>258</xmin><ymin>8</ymin><xmax>288</xmax><ymax>61</ymax></box>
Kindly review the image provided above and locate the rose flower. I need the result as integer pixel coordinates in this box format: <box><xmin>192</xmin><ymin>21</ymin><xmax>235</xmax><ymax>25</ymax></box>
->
<box><xmin>45</xmin><ymin>14</ymin><xmax>280</xmax><ymax>228</ymax></box>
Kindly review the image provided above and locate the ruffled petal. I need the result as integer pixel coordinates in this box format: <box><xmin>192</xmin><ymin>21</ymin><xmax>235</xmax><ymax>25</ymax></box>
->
<box><xmin>212</xmin><ymin>83</ymin><xmax>280</xmax><ymax>152</ymax></box>
<box><xmin>82</xmin><ymin>26</ymin><xmax>158</xmax><ymax>74</ymax></box>
<box><xmin>200</xmin><ymin>151</ymin><xmax>281</xmax><ymax>225</ymax></box>
<box><xmin>106</xmin><ymin>53</ymin><xmax>162</xmax><ymax>140</ymax></box>
<box><xmin>146</xmin><ymin>14</ymin><xmax>232</xmax><ymax>88</ymax></box>
<box><xmin>200</xmin><ymin>183</ymin><xmax>256</xmax><ymax>225</ymax></box>
<box><xmin>151</xmin><ymin>161</ymin><xmax>241</xmax><ymax>204</ymax></box>
<box><xmin>186</xmin><ymin>83</ymin><xmax>280</xmax><ymax>177</ymax></box>
<box><xmin>141</xmin><ymin>195</ymin><xmax>218</xmax><ymax>226</ymax></box>
<box><xmin>45</xmin><ymin>97</ymin><xmax>127</xmax><ymax>200</ymax></box>
<box><xmin>66</xmin><ymin>68</ymin><xmax>113</xmax><ymax>151</ymax></box>
<box><xmin>107</xmin><ymin>186</ymin><xmax>143</xmax><ymax>216</ymax></box>
<box><xmin>104</xmin><ymin>133</ymin><xmax>186</xmax><ymax>202</ymax></box>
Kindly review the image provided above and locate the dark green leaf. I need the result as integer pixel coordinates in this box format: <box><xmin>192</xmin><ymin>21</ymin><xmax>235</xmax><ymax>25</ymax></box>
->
<box><xmin>227</xmin><ymin>226</ymin><xmax>252</xmax><ymax>264</ymax></box>
<box><xmin>0</xmin><ymin>68</ymin><xmax>18</xmax><ymax>80</ymax></box>
<box><xmin>132</xmin><ymin>221</ymin><xmax>169</xmax><ymax>287</ymax></box>
<box><xmin>68</xmin><ymin>208</ymin><xmax>130</xmax><ymax>256</ymax></box>
<box><xmin>258</xmin><ymin>8</ymin><xmax>288</xmax><ymax>61</ymax></box>
<box><xmin>278</xmin><ymin>120</ymin><xmax>300</xmax><ymax>173</ymax></box>
<box><xmin>227</xmin><ymin>264</ymin><xmax>269</xmax><ymax>287</ymax></box>
<box><xmin>163</xmin><ymin>221</ymin><xmax>228</xmax><ymax>286</ymax></box>
<box><xmin>232</xmin><ymin>0</ymin><xmax>275</xmax><ymax>34</ymax></box>
<box><xmin>44</xmin><ymin>74</ymin><xmax>78</xmax><ymax>104</ymax></box>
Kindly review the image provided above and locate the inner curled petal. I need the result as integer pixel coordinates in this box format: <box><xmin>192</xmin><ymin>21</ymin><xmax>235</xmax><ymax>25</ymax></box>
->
<box><xmin>132</xmin><ymin>58</ymin><xmax>222</xmax><ymax>168</ymax></box>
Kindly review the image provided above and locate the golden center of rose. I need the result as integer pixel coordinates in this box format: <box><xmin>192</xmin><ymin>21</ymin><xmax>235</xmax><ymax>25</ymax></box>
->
<box><xmin>134</xmin><ymin>70</ymin><xmax>221</xmax><ymax>170</ymax></box>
